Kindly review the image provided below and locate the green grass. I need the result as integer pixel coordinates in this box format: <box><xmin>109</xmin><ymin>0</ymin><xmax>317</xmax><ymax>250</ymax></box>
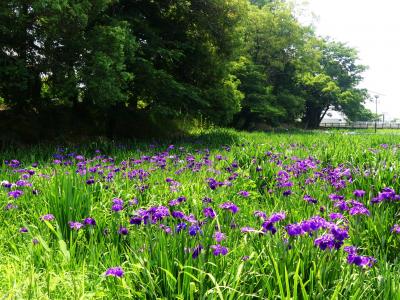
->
<box><xmin>0</xmin><ymin>129</ymin><xmax>399</xmax><ymax>299</ymax></box>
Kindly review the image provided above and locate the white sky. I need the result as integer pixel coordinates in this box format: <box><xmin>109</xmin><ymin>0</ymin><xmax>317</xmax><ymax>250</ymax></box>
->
<box><xmin>300</xmin><ymin>0</ymin><xmax>400</xmax><ymax>120</ymax></box>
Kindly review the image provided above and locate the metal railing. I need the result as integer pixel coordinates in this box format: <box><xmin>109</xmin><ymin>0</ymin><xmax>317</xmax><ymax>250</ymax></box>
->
<box><xmin>320</xmin><ymin>122</ymin><xmax>400</xmax><ymax>129</ymax></box>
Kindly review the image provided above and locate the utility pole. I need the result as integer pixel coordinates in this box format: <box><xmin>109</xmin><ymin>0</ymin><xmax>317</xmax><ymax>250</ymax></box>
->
<box><xmin>374</xmin><ymin>95</ymin><xmax>379</xmax><ymax>133</ymax></box>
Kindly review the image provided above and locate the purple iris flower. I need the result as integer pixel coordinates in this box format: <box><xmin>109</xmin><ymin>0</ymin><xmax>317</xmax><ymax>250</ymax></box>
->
<box><xmin>40</xmin><ymin>214</ymin><xmax>55</xmax><ymax>221</ymax></box>
<box><xmin>391</xmin><ymin>224</ymin><xmax>400</xmax><ymax>234</ymax></box>
<box><xmin>219</xmin><ymin>202</ymin><xmax>239</xmax><ymax>214</ymax></box>
<box><xmin>286</xmin><ymin>224</ymin><xmax>303</xmax><ymax>236</ymax></box>
<box><xmin>283</xmin><ymin>190</ymin><xmax>292</xmax><ymax>196</ymax></box>
<box><xmin>347</xmin><ymin>255</ymin><xmax>376</xmax><ymax>268</ymax></box>
<box><xmin>203</xmin><ymin>207</ymin><xmax>216</xmax><ymax>219</ymax></box>
<box><xmin>314</xmin><ymin>234</ymin><xmax>336</xmax><ymax>250</ymax></box>
<box><xmin>329</xmin><ymin>213</ymin><xmax>344</xmax><ymax>220</ymax></box>
<box><xmin>207</xmin><ymin>178</ymin><xmax>223</xmax><ymax>190</ymax></box>
<box><xmin>130</xmin><ymin>216</ymin><xmax>142</xmax><ymax>225</ymax></box>
<box><xmin>202</xmin><ymin>197</ymin><xmax>213</xmax><ymax>203</ymax></box>
<box><xmin>303</xmin><ymin>195</ymin><xmax>317</xmax><ymax>204</ymax></box>
<box><xmin>192</xmin><ymin>244</ymin><xmax>203</xmax><ymax>259</ymax></box>
<box><xmin>8</xmin><ymin>159</ymin><xmax>20</xmax><ymax>168</ymax></box>
<box><xmin>86</xmin><ymin>178</ymin><xmax>95</xmax><ymax>185</ymax></box>
<box><xmin>344</xmin><ymin>246</ymin><xmax>358</xmax><ymax>255</ymax></box>
<box><xmin>129</xmin><ymin>198</ymin><xmax>139</xmax><ymax>206</ymax></box>
<box><xmin>269</xmin><ymin>212</ymin><xmax>286</xmax><ymax>223</ymax></box>
<box><xmin>8</xmin><ymin>190</ymin><xmax>23</xmax><ymax>199</ymax></box>
<box><xmin>4</xmin><ymin>203</ymin><xmax>18</xmax><ymax>210</ymax></box>
<box><xmin>353</xmin><ymin>190</ymin><xmax>366</xmax><ymax>198</ymax></box>
<box><xmin>159</xmin><ymin>224</ymin><xmax>172</xmax><ymax>234</ymax></box>
<box><xmin>183</xmin><ymin>214</ymin><xmax>197</xmax><ymax>224</ymax></box>
<box><xmin>349</xmin><ymin>206</ymin><xmax>370</xmax><ymax>216</ymax></box>
<box><xmin>238</xmin><ymin>190</ymin><xmax>250</xmax><ymax>197</ymax></box>
<box><xmin>172</xmin><ymin>211</ymin><xmax>185</xmax><ymax>219</ymax></box>
<box><xmin>262</xmin><ymin>222</ymin><xmax>277</xmax><ymax>234</ymax></box>
<box><xmin>112</xmin><ymin>204</ymin><xmax>123</xmax><ymax>212</ymax></box>
<box><xmin>105</xmin><ymin>267</ymin><xmax>124</xmax><ymax>277</ymax></box>
<box><xmin>68</xmin><ymin>221</ymin><xmax>84</xmax><ymax>231</ymax></box>
<box><xmin>112</xmin><ymin>198</ymin><xmax>124</xmax><ymax>205</ymax></box>
<box><xmin>330</xmin><ymin>226</ymin><xmax>349</xmax><ymax>241</ymax></box>
<box><xmin>211</xmin><ymin>244</ymin><xmax>228</xmax><ymax>256</ymax></box>
<box><xmin>176</xmin><ymin>223</ymin><xmax>187</xmax><ymax>233</ymax></box>
<box><xmin>118</xmin><ymin>226</ymin><xmax>129</xmax><ymax>235</ymax></box>
<box><xmin>168</xmin><ymin>199</ymin><xmax>180</xmax><ymax>206</ymax></box>
<box><xmin>213</xmin><ymin>231</ymin><xmax>226</xmax><ymax>243</ymax></box>
<box><xmin>254</xmin><ymin>211</ymin><xmax>267</xmax><ymax>219</ymax></box>
<box><xmin>329</xmin><ymin>194</ymin><xmax>344</xmax><ymax>201</ymax></box>
<box><xmin>15</xmin><ymin>180</ymin><xmax>31</xmax><ymax>187</ymax></box>
<box><xmin>308</xmin><ymin>216</ymin><xmax>329</xmax><ymax>230</ymax></box>
<box><xmin>188</xmin><ymin>225</ymin><xmax>201</xmax><ymax>236</ymax></box>
<box><xmin>334</xmin><ymin>200</ymin><xmax>350</xmax><ymax>211</ymax></box>
<box><xmin>19</xmin><ymin>227</ymin><xmax>28</xmax><ymax>233</ymax></box>
<box><xmin>83</xmin><ymin>217</ymin><xmax>96</xmax><ymax>226</ymax></box>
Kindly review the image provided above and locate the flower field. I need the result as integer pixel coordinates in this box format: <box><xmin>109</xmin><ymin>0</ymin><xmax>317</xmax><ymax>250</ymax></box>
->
<box><xmin>1</xmin><ymin>130</ymin><xmax>399</xmax><ymax>299</ymax></box>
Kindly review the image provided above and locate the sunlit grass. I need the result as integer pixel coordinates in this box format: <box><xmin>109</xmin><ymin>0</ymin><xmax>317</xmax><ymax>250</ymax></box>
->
<box><xmin>0</xmin><ymin>129</ymin><xmax>399</xmax><ymax>299</ymax></box>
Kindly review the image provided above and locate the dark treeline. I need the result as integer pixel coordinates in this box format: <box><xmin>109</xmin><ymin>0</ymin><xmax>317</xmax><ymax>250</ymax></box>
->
<box><xmin>0</xmin><ymin>0</ymin><xmax>374</xmax><ymax>140</ymax></box>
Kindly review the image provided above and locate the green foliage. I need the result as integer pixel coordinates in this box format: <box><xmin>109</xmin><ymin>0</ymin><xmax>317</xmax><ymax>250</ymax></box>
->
<box><xmin>0</xmin><ymin>0</ymin><xmax>373</xmax><ymax>130</ymax></box>
<box><xmin>298</xmin><ymin>39</ymin><xmax>370</xmax><ymax>128</ymax></box>
<box><xmin>82</xmin><ymin>23</ymin><xmax>136</xmax><ymax>106</ymax></box>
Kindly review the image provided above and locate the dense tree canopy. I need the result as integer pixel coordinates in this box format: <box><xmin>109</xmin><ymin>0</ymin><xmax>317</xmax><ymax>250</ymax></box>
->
<box><xmin>0</xmin><ymin>0</ymin><xmax>372</xmax><ymax>131</ymax></box>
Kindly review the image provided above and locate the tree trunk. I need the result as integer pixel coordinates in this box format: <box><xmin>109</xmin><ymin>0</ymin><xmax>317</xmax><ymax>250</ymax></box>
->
<box><xmin>303</xmin><ymin>104</ymin><xmax>324</xmax><ymax>129</ymax></box>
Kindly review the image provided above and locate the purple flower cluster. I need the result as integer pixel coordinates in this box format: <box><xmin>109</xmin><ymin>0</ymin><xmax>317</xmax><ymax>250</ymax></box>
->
<box><xmin>3</xmin><ymin>141</ymin><xmax>398</xmax><ymax>280</ymax></box>
<box><xmin>262</xmin><ymin>212</ymin><xmax>286</xmax><ymax>234</ymax></box>
<box><xmin>207</xmin><ymin>178</ymin><xmax>224</xmax><ymax>190</ymax></box>
<box><xmin>105</xmin><ymin>267</ymin><xmax>124</xmax><ymax>277</ymax></box>
<box><xmin>131</xmin><ymin>206</ymin><xmax>169</xmax><ymax>224</ymax></box>
<box><xmin>303</xmin><ymin>195</ymin><xmax>318</xmax><ymax>204</ymax></box>
<box><xmin>40</xmin><ymin>214</ymin><xmax>55</xmax><ymax>221</ymax></box>
<box><xmin>213</xmin><ymin>231</ymin><xmax>226</xmax><ymax>242</ymax></box>
<box><xmin>371</xmin><ymin>187</ymin><xmax>400</xmax><ymax>204</ymax></box>
<box><xmin>219</xmin><ymin>202</ymin><xmax>239</xmax><ymax>214</ymax></box>
<box><xmin>330</xmin><ymin>194</ymin><xmax>370</xmax><ymax>216</ymax></box>
<box><xmin>83</xmin><ymin>217</ymin><xmax>97</xmax><ymax>226</ymax></box>
<box><xmin>210</xmin><ymin>244</ymin><xmax>228</xmax><ymax>256</ymax></box>
<box><xmin>4</xmin><ymin>203</ymin><xmax>18</xmax><ymax>210</ymax></box>
<box><xmin>203</xmin><ymin>207</ymin><xmax>216</xmax><ymax>219</ymax></box>
<box><xmin>286</xmin><ymin>216</ymin><xmax>330</xmax><ymax>236</ymax></box>
<box><xmin>168</xmin><ymin>196</ymin><xmax>186</xmax><ymax>206</ymax></box>
<box><xmin>353</xmin><ymin>189</ymin><xmax>366</xmax><ymax>198</ymax></box>
<box><xmin>391</xmin><ymin>224</ymin><xmax>400</xmax><ymax>234</ymax></box>
<box><xmin>111</xmin><ymin>198</ymin><xmax>124</xmax><ymax>212</ymax></box>
<box><xmin>238</xmin><ymin>190</ymin><xmax>250</xmax><ymax>197</ymax></box>
<box><xmin>286</xmin><ymin>215</ymin><xmax>349</xmax><ymax>250</ymax></box>
<box><xmin>344</xmin><ymin>246</ymin><xmax>376</xmax><ymax>268</ymax></box>
<box><xmin>8</xmin><ymin>190</ymin><xmax>24</xmax><ymax>198</ymax></box>
<box><xmin>68</xmin><ymin>221</ymin><xmax>84</xmax><ymax>231</ymax></box>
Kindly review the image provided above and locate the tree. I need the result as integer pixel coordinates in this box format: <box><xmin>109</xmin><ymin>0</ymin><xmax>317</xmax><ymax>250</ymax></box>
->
<box><xmin>233</xmin><ymin>1</ymin><xmax>311</xmax><ymax>127</ymax></box>
<box><xmin>0</xmin><ymin>1</ymin><xmax>45</xmax><ymax>110</ymax></box>
<box><xmin>0</xmin><ymin>0</ymin><xmax>136</xmax><ymax>111</ymax></box>
<box><xmin>0</xmin><ymin>0</ymin><xmax>373</xmax><ymax>133</ymax></box>
<box><xmin>300</xmin><ymin>39</ymin><xmax>370</xmax><ymax>128</ymax></box>
<box><xmin>110</xmin><ymin>0</ymin><xmax>247</xmax><ymax>124</ymax></box>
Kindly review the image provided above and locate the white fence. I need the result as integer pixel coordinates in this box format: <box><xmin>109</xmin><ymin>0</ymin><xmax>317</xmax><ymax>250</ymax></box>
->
<box><xmin>320</xmin><ymin>122</ymin><xmax>400</xmax><ymax>129</ymax></box>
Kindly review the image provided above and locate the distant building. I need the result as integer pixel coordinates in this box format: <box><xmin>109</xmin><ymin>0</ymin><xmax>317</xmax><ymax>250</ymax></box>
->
<box><xmin>320</xmin><ymin>110</ymin><xmax>347</xmax><ymax>124</ymax></box>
